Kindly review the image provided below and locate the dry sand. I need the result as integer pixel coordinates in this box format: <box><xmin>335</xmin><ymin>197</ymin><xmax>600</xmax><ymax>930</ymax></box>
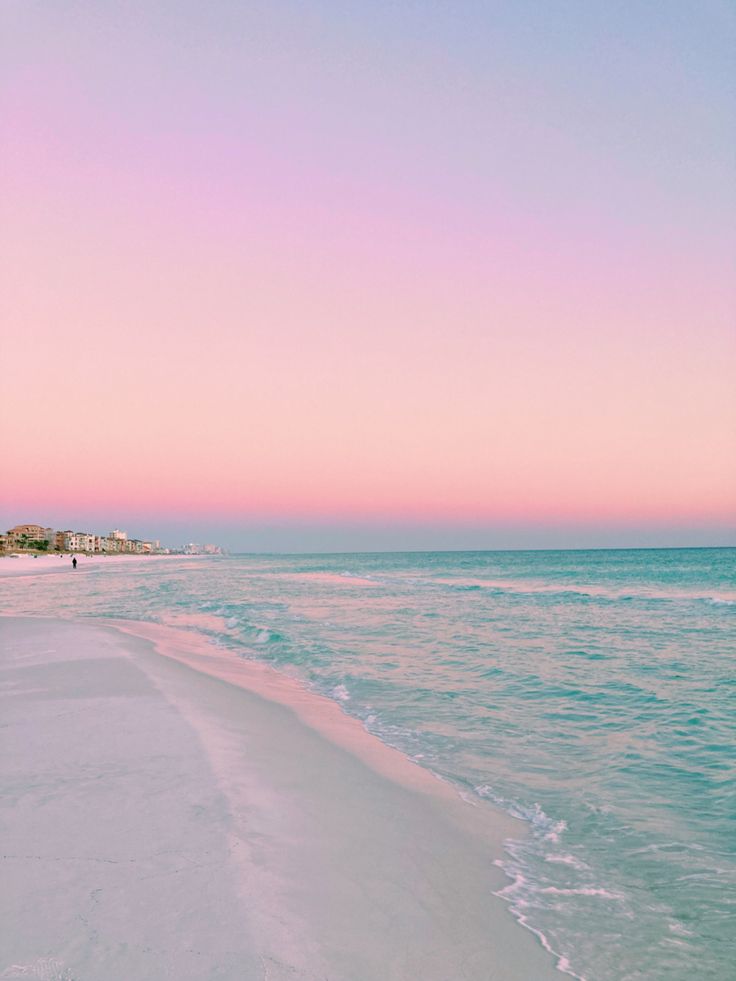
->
<box><xmin>0</xmin><ymin>554</ymin><xmax>189</xmax><ymax>579</ymax></box>
<box><xmin>0</xmin><ymin>616</ymin><xmax>560</xmax><ymax>980</ymax></box>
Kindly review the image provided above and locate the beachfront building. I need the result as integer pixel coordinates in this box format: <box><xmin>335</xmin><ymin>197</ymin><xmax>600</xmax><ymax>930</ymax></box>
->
<box><xmin>7</xmin><ymin>524</ymin><xmax>45</xmax><ymax>544</ymax></box>
<box><xmin>58</xmin><ymin>531</ymin><xmax>75</xmax><ymax>551</ymax></box>
<box><xmin>2</xmin><ymin>520</ymin><xmax>209</xmax><ymax>555</ymax></box>
<box><xmin>60</xmin><ymin>531</ymin><xmax>94</xmax><ymax>552</ymax></box>
<box><xmin>5</xmin><ymin>525</ymin><xmax>55</xmax><ymax>551</ymax></box>
<box><xmin>7</xmin><ymin>524</ymin><xmax>47</xmax><ymax>540</ymax></box>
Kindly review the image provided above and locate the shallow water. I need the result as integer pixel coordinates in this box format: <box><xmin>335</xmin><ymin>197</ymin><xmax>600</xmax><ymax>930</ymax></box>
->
<box><xmin>3</xmin><ymin>548</ymin><xmax>734</xmax><ymax>980</ymax></box>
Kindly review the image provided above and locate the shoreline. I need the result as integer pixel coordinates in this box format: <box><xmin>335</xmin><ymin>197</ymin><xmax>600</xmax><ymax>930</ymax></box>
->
<box><xmin>1</xmin><ymin>614</ymin><xmax>561</xmax><ymax>980</ymax></box>
<box><xmin>0</xmin><ymin>553</ymin><xmax>197</xmax><ymax>578</ymax></box>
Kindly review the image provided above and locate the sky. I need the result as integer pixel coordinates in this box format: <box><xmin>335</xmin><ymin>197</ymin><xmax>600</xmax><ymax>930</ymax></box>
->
<box><xmin>1</xmin><ymin>1</ymin><xmax>734</xmax><ymax>551</ymax></box>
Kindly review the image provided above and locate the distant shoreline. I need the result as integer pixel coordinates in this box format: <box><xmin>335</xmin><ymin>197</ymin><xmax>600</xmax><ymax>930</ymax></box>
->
<box><xmin>0</xmin><ymin>552</ymin><xmax>196</xmax><ymax>579</ymax></box>
<box><xmin>0</xmin><ymin>551</ymin><xmax>197</xmax><ymax>559</ymax></box>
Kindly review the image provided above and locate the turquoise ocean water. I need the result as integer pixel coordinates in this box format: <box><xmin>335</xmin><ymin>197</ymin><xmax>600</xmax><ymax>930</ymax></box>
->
<box><xmin>4</xmin><ymin>548</ymin><xmax>734</xmax><ymax>980</ymax></box>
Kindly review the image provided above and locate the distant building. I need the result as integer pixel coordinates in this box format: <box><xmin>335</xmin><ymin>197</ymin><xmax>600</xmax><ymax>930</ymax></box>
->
<box><xmin>6</xmin><ymin>525</ymin><xmax>54</xmax><ymax>550</ymax></box>
<box><xmin>177</xmin><ymin>542</ymin><xmax>223</xmax><ymax>555</ymax></box>
<box><xmin>2</xmin><ymin>520</ymin><xmax>200</xmax><ymax>557</ymax></box>
<box><xmin>7</xmin><ymin>524</ymin><xmax>45</xmax><ymax>544</ymax></box>
<box><xmin>7</xmin><ymin>524</ymin><xmax>46</xmax><ymax>539</ymax></box>
<box><xmin>58</xmin><ymin>531</ymin><xmax>95</xmax><ymax>552</ymax></box>
<box><xmin>55</xmin><ymin>530</ymin><xmax>70</xmax><ymax>551</ymax></box>
<box><xmin>61</xmin><ymin>531</ymin><xmax>78</xmax><ymax>551</ymax></box>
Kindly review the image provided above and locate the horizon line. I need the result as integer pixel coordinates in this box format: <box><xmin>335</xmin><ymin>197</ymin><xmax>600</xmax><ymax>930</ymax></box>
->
<box><xmin>223</xmin><ymin>544</ymin><xmax>736</xmax><ymax>556</ymax></box>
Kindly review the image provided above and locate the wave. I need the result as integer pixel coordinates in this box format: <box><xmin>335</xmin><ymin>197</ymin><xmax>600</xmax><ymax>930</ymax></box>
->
<box><xmin>491</xmin><ymin>857</ymin><xmax>589</xmax><ymax>981</ymax></box>
<box><xmin>311</xmin><ymin>569</ymin><xmax>736</xmax><ymax>606</ymax></box>
<box><xmin>476</xmin><ymin>788</ymin><xmax>568</xmax><ymax>842</ymax></box>
<box><xmin>545</xmin><ymin>853</ymin><xmax>590</xmax><ymax>871</ymax></box>
<box><xmin>432</xmin><ymin>577</ymin><xmax>736</xmax><ymax>605</ymax></box>
<box><xmin>539</xmin><ymin>886</ymin><xmax>624</xmax><ymax>899</ymax></box>
<box><xmin>475</xmin><ymin>786</ymin><xmax>635</xmax><ymax>980</ymax></box>
<box><xmin>252</xmin><ymin>568</ymin><xmax>736</xmax><ymax>607</ymax></box>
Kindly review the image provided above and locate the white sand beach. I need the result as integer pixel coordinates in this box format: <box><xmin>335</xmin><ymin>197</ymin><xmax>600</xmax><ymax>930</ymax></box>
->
<box><xmin>0</xmin><ymin>615</ymin><xmax>560</xmax><ymax>981</ymax></box>
<box><xmin>0</xmin><ymin>554</ymin><xmax>189</xmax><ymax>579</ymax></box>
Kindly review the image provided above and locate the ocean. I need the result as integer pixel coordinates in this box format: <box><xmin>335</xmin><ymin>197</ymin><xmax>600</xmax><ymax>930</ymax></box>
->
<box><xmin>4</xmin><ymin>547</ymin><xmax>734</xmax><ymax>980</ymax></box>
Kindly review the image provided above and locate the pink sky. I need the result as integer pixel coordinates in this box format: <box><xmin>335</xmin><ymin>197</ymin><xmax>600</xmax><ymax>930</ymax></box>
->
<box><xmin>1</xmin><ymin>3</ymin><xmax>734</xmax><ymax>546</ymax></box>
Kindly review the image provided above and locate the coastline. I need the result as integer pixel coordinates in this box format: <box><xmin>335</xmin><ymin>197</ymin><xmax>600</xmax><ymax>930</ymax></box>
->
<box><xmin>1</xmin><ymin>614</ymin><xmax>560</xmax><ymax>980</ymax></box>
<box><xmin>0</xmin><ymin>553</ymin><xmax>196</xmax><ymax>578</ymax></box>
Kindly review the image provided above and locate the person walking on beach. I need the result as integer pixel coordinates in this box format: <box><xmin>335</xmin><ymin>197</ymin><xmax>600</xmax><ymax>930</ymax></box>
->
<box><xmin>72</xmin><ymin>556</ymin><xmax>77</xmax><ymax>569</ymax></box>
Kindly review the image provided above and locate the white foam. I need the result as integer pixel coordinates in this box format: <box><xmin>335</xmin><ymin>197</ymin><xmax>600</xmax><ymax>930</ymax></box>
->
<box><xmin>476</xmin><ymin>788</ymin><xmax>568</xmax><ymax>843</ymax></box>
<box><xmin>539</xmin><ymin>886</ymin><xmax>624</xmax><ymax>900</ymax></box>
<box><xmin>545</xmin><ymin>853</ymin><xmax>589</xmax><ymax>871</ymax></box>
<box><xmin>492</xmin><ymin>868</ymin><xmax>589</xmax><ymax>981</ymax></box>
<box><xmin>0</xmin><ymin>959</ymin><xmax>75</xmax><ymax>980</ymax></box>
<box><xmin>668</xmin><ymin>921</ymin><xmax>695</xmax><ymax>937</ymax></box>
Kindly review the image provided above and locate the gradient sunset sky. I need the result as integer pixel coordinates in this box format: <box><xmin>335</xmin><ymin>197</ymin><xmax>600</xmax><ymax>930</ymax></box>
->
<box><xmin>1</xmin><ymin>1</ymin><xmax>734</xmax><ymax>551</ymax></box>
